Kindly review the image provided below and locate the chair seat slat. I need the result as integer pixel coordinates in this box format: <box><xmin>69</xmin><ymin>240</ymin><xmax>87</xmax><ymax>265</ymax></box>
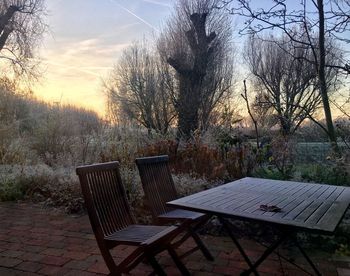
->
<box><xmin>105</xmin><ymin>225</ymin><xmax>170</xmax><ymax>244</ymax></box>
<box><xmin>158</xmin><ymin>209</ymin><xmax>205</xmax><ymax>220</ymax></box>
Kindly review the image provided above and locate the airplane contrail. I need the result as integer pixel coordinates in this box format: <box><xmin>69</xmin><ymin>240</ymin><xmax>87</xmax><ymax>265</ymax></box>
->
<box><xmin>109</xmin><ymin>0</ymin><xmax>159</xmax><ymax>32</ymax></box>
<box><xmin>141</xmin><ymin>0</ymin><xmax>172</xmax><ymax>8</ymax></box>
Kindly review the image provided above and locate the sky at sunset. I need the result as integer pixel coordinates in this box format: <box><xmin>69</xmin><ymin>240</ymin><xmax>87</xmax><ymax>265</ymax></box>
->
<box><xmin>34</xmin><ymin>0</ymin><xmax>173</xmax><ymax>115</ymax></box>
<box><xmin>33</xmin><ymin>0</ymin><xmax>349</xmax><ymax>118</ymax></box>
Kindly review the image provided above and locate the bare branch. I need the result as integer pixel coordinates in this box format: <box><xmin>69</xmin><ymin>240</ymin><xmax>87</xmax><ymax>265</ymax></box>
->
<box><xmin>0</xmin><ymin>0</ymin><xmax>46</xmax><ymax>82</ymax></box>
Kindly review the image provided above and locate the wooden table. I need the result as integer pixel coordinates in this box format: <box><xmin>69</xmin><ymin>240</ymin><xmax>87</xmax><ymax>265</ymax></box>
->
<box><xmin>168</xmin><ymin>177</ymin><xmax>350</xmax><ymax>275</ymax></box>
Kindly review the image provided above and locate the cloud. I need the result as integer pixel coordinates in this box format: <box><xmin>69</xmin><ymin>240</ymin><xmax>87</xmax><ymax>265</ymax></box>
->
<box><xmin>42</xmin><ymin>37</ymin><xmax>129</xmax><ymax>75</ymax></box>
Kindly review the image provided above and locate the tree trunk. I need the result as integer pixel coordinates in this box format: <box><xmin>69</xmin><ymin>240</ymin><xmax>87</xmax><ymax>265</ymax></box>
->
<box><xmin>242</xmin><ymin>80</ymin><xmax>259</xmax><ymax>148</ymax></box>
<box><xmin>167</xmin><ymin>13</ymin><xmax>216</xmax><ymax>141</ymax></box>
<box><xmin>0</xmin><ymin>6</ymin><xmax>18</xmax><ymax>51</ymax></box>
<box><xmin>0</xmin><ymin>5</ymin><xmax>18</xmax><ymax>34</ymax></box>
<box><xmin>280</xmin><ymin>117</ymin><xmax>291</xmax><ymax>136</ymax></box>
<box><xmin>176</xmin><ymin>74</ymin><xmax>201</xmax><ymax>139</ymax></box>
<box><xmin>317</xmin><ymin>0</ymin><xmax>339</xmax><ymax>154</ymax></box>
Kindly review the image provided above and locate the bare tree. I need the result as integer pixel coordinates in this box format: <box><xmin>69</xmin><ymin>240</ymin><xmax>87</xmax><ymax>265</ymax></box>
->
<box><xmin>219</xmin><ymin>0</ymin><xmax>350</xmax><ymax>152</ymax></box>
<box><xmin>158</xmin><ymin>0</ymin><xmax>235</xmax><ymax>140</ymax></box>
<box><xmin>246</xmin><ymin>33</ymin><xmax>338</xmax><ymax>136</ymax></box>
<box><xmin>106</xmin><ymin>41</ymin><xmax>175</xmax><ymax>135</ymax></box>
<box><xmin>0</xmin><ymin>0</ymin><xmax>46</xmax><ymax>81</ymax></box>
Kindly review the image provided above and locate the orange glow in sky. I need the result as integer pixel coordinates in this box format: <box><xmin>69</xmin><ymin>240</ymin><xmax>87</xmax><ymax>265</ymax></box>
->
<box><xmin>34</xmin><ymin>0</ymin><xmax>172</xmax><ymax>116</ymax></box>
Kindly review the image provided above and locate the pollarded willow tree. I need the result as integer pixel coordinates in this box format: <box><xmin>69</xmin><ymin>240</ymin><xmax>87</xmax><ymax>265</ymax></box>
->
<box><xmin>158</xmin><ymin>0</ymin><xmax>235</xmax><ymax>140</ymax></box>
<box><xmin>0</xmin><ymin>0</ymin><xmax>46</xmax><ymax>81</ymax></box>
<box><xmin>246</xmin><ymin>33</ymin><xmax>339</xmax><ymax>136</ymax></box>
<box><xmin>106</xmin><ymin>40</ymin><xmax>176</xmax><ymax>135</ymax></box>
<box><xmin>219</xmin><ymin>0</ymin><xmax>350</xmax><ymax>152</ymax></box>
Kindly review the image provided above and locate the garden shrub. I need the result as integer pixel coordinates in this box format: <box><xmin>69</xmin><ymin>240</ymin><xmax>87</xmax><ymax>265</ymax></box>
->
<box><xmin>336</xmin><ymin>118</ymin><xmax>350</xmax><ymax>149</ymax></box>
<box><xmin>252</xmin><ymin>166</ymin><xmax>292</xmax><ymax>180</ymax></box>
<box><xmin>172</xmin><ymin>173</ymin><xmax>222</xmax><ymax>196</ymax></box>
<box><xmin>251</xmin><ymin>135</ymin><xmax>297</xmax><ymax>180</ymax></box>
<box><xmin>138</xmin><ymin>138</ymin><xmax>254</xmax><ymax>181</ymax></box>
<box><xmin>138</xmin><ymin>139</ymin><xmax>178</xmax><ymax>159</ymax></box>
<box><xmin>268</xmin><ymin>136</ymin><xmax>296</xmax><ymax>178</ymax></box>
<box><xmin>336</xmin><ymin>243</ymin><xmax>350</xmax><ymax>256</ymax></box>
<box><xmin>0</xmin><ymin>164</ymin><xmax>84</xmax><ymax>212</ymax></box>
<box><xmin>299</xmin><ymin>163</ymin><xmax>350</xmax><ymax>186</ymax></box>
<box><xmin>0</xmin><ymin>178</ymin><xmax>26</xmax><ymax>201</ymax></box>
<box><xmin>174</xmin><ymin>142</ymin><xmax>224</xmax><ymax>179</ymax></box>
<box><xmin>0</xmin><ymin>137</ymin><xmax>34</xmax><ymax>165</ymax></box>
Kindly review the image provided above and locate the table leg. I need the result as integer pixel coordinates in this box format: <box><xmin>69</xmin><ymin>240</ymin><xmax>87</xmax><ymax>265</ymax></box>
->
<box><xmin>219</xmin><ymin>217</ymin><xmax>260</xmax><ymax>276</ymax></box>
<box><xmin>290</xmin><ymin>234</ymin><xmax>322</xmax><ymax>276</ymax></box>
<box><xmin>219</xmin><ymin>217</ymin><xmax>322</xmax><ymax>276</ymax></box>
<box><xmin>253</xmin><ymin>237</ymin><xmax>315</xmax><ymax>275</ymax></box>
<box><xmin>241</xmin><ymin>234</ymin><xmax>287</xmax><ymax>276</ymax></box>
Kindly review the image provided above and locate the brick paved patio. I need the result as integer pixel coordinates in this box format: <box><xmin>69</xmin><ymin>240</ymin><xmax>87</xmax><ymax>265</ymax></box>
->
<box><xmin>0</xmin><ymin>202</ymin><xmax>349</xmax><ymax>275</ymax></box>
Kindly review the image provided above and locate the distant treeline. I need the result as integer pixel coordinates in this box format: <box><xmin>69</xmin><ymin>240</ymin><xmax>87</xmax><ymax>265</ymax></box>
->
<box><xmin>0</xmin><ymin>83</ymin><xmax>102</xmax><ymax>136</ymax></box>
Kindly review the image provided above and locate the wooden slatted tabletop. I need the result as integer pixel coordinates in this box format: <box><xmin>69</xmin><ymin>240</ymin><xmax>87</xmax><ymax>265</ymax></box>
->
<box><xmin>167</xmin><ymin>177</ymin><xmax>350</xmax><ymax>233</ymax></box>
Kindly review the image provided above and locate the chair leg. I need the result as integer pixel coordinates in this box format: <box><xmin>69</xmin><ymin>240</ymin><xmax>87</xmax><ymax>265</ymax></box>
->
<box><xmin>167</xmin><ymin>246</ymin><xmax>191</xmax><ymax>276</ymax></box>
<box><xmin>147</xmin><ymin>256</ymin><xmax>167</xmax><ymax>276</ymax></box>
<box><xmin>99</xmin><ymin>245</ymin><xmax>121</xmax><ymax>276</ymax></box>
<box><xmin>189</xmin><ymin>228</ymin><xmax>214</xmax><ymax>261</ymax></box>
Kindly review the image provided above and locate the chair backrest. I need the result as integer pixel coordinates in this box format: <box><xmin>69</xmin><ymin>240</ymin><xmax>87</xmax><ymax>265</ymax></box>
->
<box><xmin>135</xmin><ymin>155</ymin><xmax>178</xmax><ymax>219</ymax></box>
<box><xmin>76</xmin><ymin>161</ymin><xmax>135</xmax><ymax>239</ymax></box>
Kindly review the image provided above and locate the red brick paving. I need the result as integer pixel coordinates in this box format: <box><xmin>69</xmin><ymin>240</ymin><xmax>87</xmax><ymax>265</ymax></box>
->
<box><xmin>0</xmin><ymin>202</ymin><xmax>349</xmax><ymax>275</ymax></box>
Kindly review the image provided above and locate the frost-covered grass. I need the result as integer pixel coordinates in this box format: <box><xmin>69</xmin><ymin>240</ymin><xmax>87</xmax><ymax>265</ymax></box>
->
<box><xmin>0</xmin><ymin>164</ymin><xmax>82</xmax><ymax>212</ymax></box>
<box><xmin>0</xmin><ymin>123</ymin><xmax>235</xmax><ymax>217</ymax></box>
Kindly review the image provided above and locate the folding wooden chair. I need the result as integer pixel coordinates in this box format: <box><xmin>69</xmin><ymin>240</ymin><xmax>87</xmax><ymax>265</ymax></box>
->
<box><xmin>76</xmin><ymin>161</ymin><xmax>190</xmax><ymax>276</ymax></box>
<box><xmin>135</xmin><ymin>155</ymin><xmax>214</xmax><ymax>261</ymax></box>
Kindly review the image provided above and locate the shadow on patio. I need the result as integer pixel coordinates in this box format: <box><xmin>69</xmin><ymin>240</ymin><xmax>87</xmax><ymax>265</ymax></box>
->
<box><xmin>0</xmin><ymin>202</ymin><xmax>349</xmax><ymax>275</ymax></box>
